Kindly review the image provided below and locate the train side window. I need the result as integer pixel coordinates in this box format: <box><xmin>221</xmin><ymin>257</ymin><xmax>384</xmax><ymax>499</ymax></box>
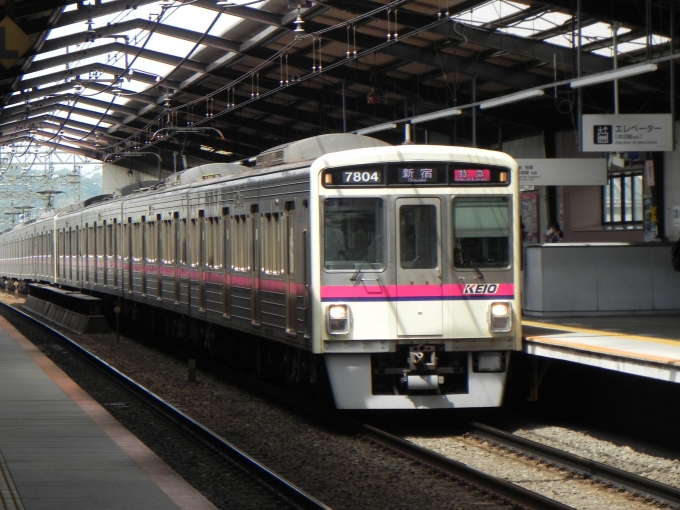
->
<box><xmin>97</xmin><ymin>223</ymin><xmax>104</xmax><ymax>260</ymax></box>
<box><xmin>190</xmin><ymin>219</ymin><xmax>200</xmax><ymax>267</ymax></box>
<box><xmin>106</xmin><ymin>224</ymin><xmax>113</xmax><ymax>260</ymax></box>
<box><xmin>163</xmin><ymin>220</ymin><xmax>174</xmax><ymax>264</ymax></box>
<box><xmin>222</xmin><ymin>208</ymin><xmax>229</xmax><ymax>270</ymax></box>
<box><xmin>205</xmin><ymin>217</ymin><xmax>219</xmax><ymax>268</ymax></box>
<box><xmin>89</xmin><ymin>224</ymin><xmax>95</xmax><ymax>261</ymax></box>
<box><xmin>453</xmin><ymin>196</ymin><xmax>510</xmax><ymax>269</ymax></box>
<box><xmin>121</xmin><ymin>224</ymin><xmax>129</xmax><ymax>261</ymax></box>
<box><xmin>146</xmin><ymin>221</ymin><xmax>157</xmax><ymax>263</ymax></box>
<box><xmin>285</xmin><ymin>202</ymin><xmax>295</xmax><ymax>275</ymax></box>
<box><xmin>262</xmin><ymin>213</ymin><xmax>282</xmax><ymax>275</ymax></box>
<box><xmin>231</xmin><ymin>215</ymin><xmax>248</xmax><ymax>271</ymax></box>
<box><xmin>132</xmin><ymin>223</ymin><xmax>143</xmax><ymax>262</ymax></box>
<box><xmin>178</xmin><ymin>219</ymin><xmax>187</xmax><ymax>265</ymax></box>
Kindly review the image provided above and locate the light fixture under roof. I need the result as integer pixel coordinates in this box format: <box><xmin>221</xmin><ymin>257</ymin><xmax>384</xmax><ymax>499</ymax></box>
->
<box><xmin>293</xmin><ymin>15</ymin><xmax>305</xmax><ymax>33</ymax></box>
<box><xmin>410</xmin><ymin>107</ymin><xmax>462</xmax><ymax>124</ymax></box>
<box><xmin>569</xmin><ymin>63</ymin><xmax>658</xmax><ymax>88</ymax></box>
<box><xmin>355</xmin><ymin>122</ymin><xmax>398</xmax><ymax>135</ymax></box>
<box><xmin>479</xmin><ymin>89</ymin><xmax>545</xmax><ymax>109</ymax></box>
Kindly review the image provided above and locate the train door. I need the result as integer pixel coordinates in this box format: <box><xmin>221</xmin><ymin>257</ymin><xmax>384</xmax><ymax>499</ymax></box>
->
<box><xmin>395</xmin><ymin>197</ymin><xmax>443</xmax><ymax>336</ymax></box>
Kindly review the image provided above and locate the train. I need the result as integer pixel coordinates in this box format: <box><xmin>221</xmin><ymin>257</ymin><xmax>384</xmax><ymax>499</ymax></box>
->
<box><xmin>0</xmin><ymin>134</ymin><xmax>521</xmax><ymax>409</ymax></box>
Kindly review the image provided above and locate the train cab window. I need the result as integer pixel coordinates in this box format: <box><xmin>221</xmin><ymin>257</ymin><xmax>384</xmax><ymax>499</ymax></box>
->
<box><xmin>453</xmin><ymin>197</ymin><xmax>510</xmax><ymax>269</ymax></box>
<box><xmin>323</xmin><ymin>198</ymin><xmax>384</xmax><ymax>271</ymax></box>
<box><xmin>400</xmin><ymin>205</ymin><xmax>437</xmax><ymax>269</ymax></box>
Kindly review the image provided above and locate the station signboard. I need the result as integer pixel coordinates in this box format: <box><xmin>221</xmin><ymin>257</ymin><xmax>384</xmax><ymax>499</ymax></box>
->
<box><xmin>581</xmin><ymin>113</ymin><xmax>673</xmax><ymax>152</ymax></box>
<box><xmin>517</xmin><ymin>158</ymin><xmax>607</xmax><ymax>186</ymax></box>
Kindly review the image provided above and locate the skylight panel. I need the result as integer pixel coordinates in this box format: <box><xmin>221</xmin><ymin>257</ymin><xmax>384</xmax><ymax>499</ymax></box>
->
<box><xmin>453</xmin><ymin>0</ymin><xmax>530</xmax><ymax>26</ymax></box>
<box><xmin>580</xmin><ymin>22</ymin><xmax>623</xmax><ymax>42</ymax></box>
<box><xmin>127</xmin><ymin>57</ymin><xmax>175</xmax><ymax>77</ymax></box>
<box><xmin>140</xmin><ymin>32</ymin><xmax>204</xmax><ymax>57</ymax></box>
<box><xmin>53</xmin><ymin>111</ymin><xmax>112</xmax><ymax>129</ymax></box>
<box><xmin>499</xmin><ymin>10</ymin><xmax>572</xmax><ymax>38</ymax></box>
<box><xmin>161</xmin><ymin>4</ymin><xmax>225</xmax><ymax>33</ymax></box>
<box><xmin>590</xmin><ymin>34</ymin><xmax>671</xmax><ymax>57</ymax></box>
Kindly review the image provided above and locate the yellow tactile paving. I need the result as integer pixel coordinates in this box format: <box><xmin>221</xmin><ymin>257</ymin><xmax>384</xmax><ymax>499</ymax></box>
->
<box><xmin>523</xmin><ymin>336</ymin><xmax>680</xmax><ymax>365</ymax></box>
<box><xmin>523</xmin><ymin>319</ymin><xmax>680</xmax><ymax>347</ymax></box>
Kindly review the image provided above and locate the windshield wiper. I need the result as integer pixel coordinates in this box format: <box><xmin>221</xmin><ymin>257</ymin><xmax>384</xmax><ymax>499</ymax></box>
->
<box><xmin>351</xmin><ymin>234</ymin><xmax>381</xmax><ymax>283</ymax></box>
<box><xmin>456</xmin><ymin>240</ymin><xmax>484</xmax><ymax>280</ymax></box>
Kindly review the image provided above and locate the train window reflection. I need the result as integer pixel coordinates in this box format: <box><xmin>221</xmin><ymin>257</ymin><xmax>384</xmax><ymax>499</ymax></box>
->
<box><xmin>400</xmin><ymin>205</ymin><xmax>437</xmax><ymax>269</ymax></box>
<box><xmin>324</xmin><ymin>198</ymin><xmax>384</xmax><ymax>271</ymax></box>
<box><xmin>453</xmin><ymin>197</ymin><xmax>510</xmax><ymax>269</ymax></box>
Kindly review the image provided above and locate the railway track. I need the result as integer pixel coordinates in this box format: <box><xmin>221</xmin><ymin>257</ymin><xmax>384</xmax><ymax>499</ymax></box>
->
<box><xmin>2</xmin><ymin>302</ymin><xmax>330</xmax><ymax>510</ymax></box>
<box><xmin>470</xmin><ymin>421</ymin><xmax>680</xmax><ymax>508</ymax></box>
<box><xmin>14</xmin><ymin>295</ymin><xmax>674</xmax><ymax>510</ymax></box>
<box><xmin>4</xmin><ymin>291</ymin><xmax>679</xmax><ymax>510</ymax></box>
<box><xmin>6</xmin><ymin>299</ymin><xmax>576</xmax><ymax>510</ymax></box>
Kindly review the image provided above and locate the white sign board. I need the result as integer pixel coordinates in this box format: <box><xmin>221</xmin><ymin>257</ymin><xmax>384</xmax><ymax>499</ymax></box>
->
<box><xmin>581</xmin><ymin>113</ymin><xmax>673</xmax><ymax>152</ymax></box>
<box><xmin>673</xmin><ymin>206</ymin><xmax>680</xmax><ymax>228</ymax></box>
<box><xmin>516</xmin><ymin>158</ymin><xmax>607</xmax><ymax>186</ymax></box>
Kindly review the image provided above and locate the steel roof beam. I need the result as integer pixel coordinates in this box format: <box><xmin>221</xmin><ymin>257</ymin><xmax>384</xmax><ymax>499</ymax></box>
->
<box><xmin>0</xmin><ymin>63</ymin><xmax>180</xmax><ymax>97</ymax></box>
<box><xmin>10</xmin><ymin>43</ymin><xmax>207</xmax><ymax>80</ymax></box>
<box><xmin>40</xmin><ymin>18</ymin><xmax>242</xmax><ymax>55</ymax></box>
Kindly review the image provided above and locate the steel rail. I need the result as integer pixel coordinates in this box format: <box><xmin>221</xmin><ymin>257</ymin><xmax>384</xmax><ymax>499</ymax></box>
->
<box><xmin>1</xmin><ymin>302</ymin><xmax>332</xmax><ymax>510</ymax></box>
<box><xmin>360</xmin><ymin>424</ymin><xmax>573</xmax><ymax>510</ymax></box>
<box><xmin>471</xmin><ymin>421</ymin><xmax>680</xmax><ymax>508</ymax></box>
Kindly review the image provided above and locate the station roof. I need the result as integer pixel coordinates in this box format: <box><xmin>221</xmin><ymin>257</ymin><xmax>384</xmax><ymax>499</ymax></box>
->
<box><xmin>0</xmin><ymin>0</ymin><xmax>677</xmax><ymax>167</ymax></box>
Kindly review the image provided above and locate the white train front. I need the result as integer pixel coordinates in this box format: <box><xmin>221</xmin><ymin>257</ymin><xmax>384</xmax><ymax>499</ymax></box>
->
<box><xmin>0</xmin><ymin>134</ymin><xmax>522</xmax><ymax>409</ymax></box>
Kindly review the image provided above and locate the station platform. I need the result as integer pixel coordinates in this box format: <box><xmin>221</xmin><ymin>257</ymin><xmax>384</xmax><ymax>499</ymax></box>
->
<box><xmin>522</xmin><ymin>315</ymin><xmax>680</xmax><ymax>383</ymax></box>
<box><xmin>0</xmin><ymin>315</ymin><xmax>216</xmax><ymax>510</ymax></box>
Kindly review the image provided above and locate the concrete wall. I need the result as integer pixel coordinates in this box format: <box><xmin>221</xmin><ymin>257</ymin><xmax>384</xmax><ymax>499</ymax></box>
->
<box><xmin>523</xmin><ymin>243</ymin><xmax>680</xmax><ymax>316</ymax></box>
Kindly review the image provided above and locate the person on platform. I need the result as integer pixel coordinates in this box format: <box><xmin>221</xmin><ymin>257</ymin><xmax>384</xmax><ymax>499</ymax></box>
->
<box><xmin>544</xmin><ymin>222</ymin><xmax>564</xmax><ymax>243</ymax></box>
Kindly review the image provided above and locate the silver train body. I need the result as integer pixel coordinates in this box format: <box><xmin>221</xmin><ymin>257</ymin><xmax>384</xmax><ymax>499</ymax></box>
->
<box><xmin>0</xmin><ymin>134</ymin><xmax>521</xmax><ymax>409</ymax></box>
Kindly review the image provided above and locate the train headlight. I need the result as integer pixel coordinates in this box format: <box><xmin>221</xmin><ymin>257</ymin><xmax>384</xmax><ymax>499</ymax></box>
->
<box><xmin>489</xmin><ymin>301</ymin><xmax>511</xmax><ymax>332</ymax></box>
<box><xmin>327</xmin><ymin>304</ymin><xmax>350</xmax><ymax>334</ymax></box>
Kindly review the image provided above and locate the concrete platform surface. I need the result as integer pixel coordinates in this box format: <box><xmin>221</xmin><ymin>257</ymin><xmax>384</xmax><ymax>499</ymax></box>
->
<box><xmin>523</xmin><ymin>315</ymin><xmax>680</xmax><ymax>384</ymax></box>
<box><xmin>0</xmin><ymin>315</ymin><xmax>217</xmax><ymax>510</ymax></box>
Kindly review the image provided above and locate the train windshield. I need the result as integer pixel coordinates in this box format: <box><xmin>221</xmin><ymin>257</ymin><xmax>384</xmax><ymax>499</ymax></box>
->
<box><xmin>324</xmin><ymin>198</ymin><xmax>385</xmax><ymax>270</ymax></box>
<box><xmin>453</xmin><ymin>196</ymin><xmax>510</xmax><ymax>269</ymax></box>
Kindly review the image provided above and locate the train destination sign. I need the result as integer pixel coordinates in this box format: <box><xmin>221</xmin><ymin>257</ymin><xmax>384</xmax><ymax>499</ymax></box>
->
<box><xmin>453</xmin><ymin>169</ymin><xmax>491</xmax><ymax>182</ymax></box>
<box><xmin>397</xmin><ymin>166</ymin><xmax>438</xmax><ymax>183</ymax></box>
<box><xmin>322</xmin><ymin>163</ymin><xmax>509</xmax><ymax>187</ymax></box>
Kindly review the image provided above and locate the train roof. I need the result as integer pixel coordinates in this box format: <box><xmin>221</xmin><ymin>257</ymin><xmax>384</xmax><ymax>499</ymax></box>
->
<box><xmin>255</xmin><ymin>134</ymin><xmax>390</xmax><ymax>167</ymax></box>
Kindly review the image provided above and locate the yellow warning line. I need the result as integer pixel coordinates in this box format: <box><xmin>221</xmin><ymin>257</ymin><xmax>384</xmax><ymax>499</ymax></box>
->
<box><xmin>523</xmin><ymin>336</ymin><xmax>680</xmax><ymax>365</ymax></box>
<box><xmin>522</xmin><ymin>319</ymin><xmax>680</xmax><ymax>347</ymax></box>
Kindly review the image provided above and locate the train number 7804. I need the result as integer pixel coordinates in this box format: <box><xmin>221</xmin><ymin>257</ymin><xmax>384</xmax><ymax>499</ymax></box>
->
<box><xmin>343</xmin><ymin>171</ymin><xmax>382</xmax><ymax>184</ymax></box>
